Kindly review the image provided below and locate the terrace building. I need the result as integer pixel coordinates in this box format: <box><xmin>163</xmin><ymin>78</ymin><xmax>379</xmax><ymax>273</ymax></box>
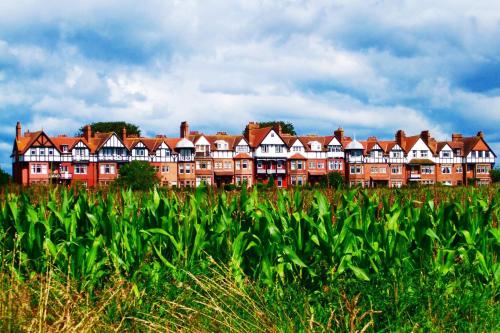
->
<box><xmin>11</xmin><ymin>121</ymin><xmax>496</xmax><ymax>188</ymax></box>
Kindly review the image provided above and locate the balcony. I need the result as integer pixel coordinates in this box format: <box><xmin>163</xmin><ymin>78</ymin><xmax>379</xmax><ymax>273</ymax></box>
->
<box><xmin>195</xmin><ymin>151</ymin><xmax>211</xmax><ymax>158</ymax></box>
<box><xmin>277</xmin><ymin>169</ymin><xmax>286</xmax><ymax>174</ymax></box>
<box><xmin>267</xmin><ymin>169</ymin><xmax>277</xmax><ymax>174</ymax></box>
<box><xmin>257</xmin><ymin>169</ymin><xmax>266</xmax><ymax>174</ymax></box>
<box><xmin>409</xmin><ymin>173</ymin><xmax>421</xmax><ymax>179</ymax></box>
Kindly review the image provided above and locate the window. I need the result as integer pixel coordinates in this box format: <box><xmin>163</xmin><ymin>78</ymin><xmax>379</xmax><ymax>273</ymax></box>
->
<box><xmin>242</xmin><ymin>160</ymin><xmax>248</xmax><ymax>169</ymax></box>
<box><xmin>441</xmin><ymin>165</ymin><xmax>452</xmax><ymax>174</ymax></box>
<box><xmin>136</xmin><ymin>149</ymin><xmax>146</xmax><ymax>156</ymax></box>
<box><xmin>40</xmin><ymin>149</ymin><xmax>45</xmax><ymax>155</ymax></box>
<box><xmin>297</xmin><ymin>176</ymin><xmax>303</xmax><ymax>186</ymax></box>
<box><xmin>456</xmin><ymin>166</ymin><xmax>462</xmax><ymax>173</ymax></box>
<box><xmin>277</xmin><ymin>177</ymin><xmax>283</xmax><ymax>187</ymax></box>
<box><xmin>75</xmin><ymin>148</ymin><xmax>87</xmax><ymax>156</ymax></box>
<box><xmin>391</xmin><ymin>151</ymin><xmax>402</xmax><ymax>158</ymax></box>
<box><xmin>277</xmin><ymin>160</ymin><xmax>284</xmax><ymax>168</ymax></box>
<box><xmin>309</xmin><ymin>162</ymin><xmax>316</xmax><ymax>169</ymax></box>
<box><xmin>441</xmin><ymin>151</ymin><xmax>451</xmax><ymax>158</ymax></box>
<box><xmin>421</xmin><ymin>150</ymin><xmax>428</xmax><ymax>157</ymax></box>
<box><xmin>412</xmin><ymin>150</ymin><xmax>417</xmax><ymax>158</ymax></box>
<box><xmin>371</xmin><ymin>167</ymin><xmax>386</xmax><ymax>174</ymax></box>
<box><xmin>422</xmin><ymin>165</ymin><xmax>434</xmax><ymax>174</ymax></box>
<box><xmin>293</xmin><ymin>146</ymin><xmax>302</xmax><ymax>152</ymax></box>
<box><xmin>197</xmin><ymin>161</ymin><xmax>209</xmax><ymax>170</ymax></box>
<box><xmin>317</xmin><ymin>162</ymin><xmax>324</xmax><ymax>169</ymax></box>
<box><xmin>276</xmin><ymin>145</ymin><xmax>284</xmax><ymax>153</ymax></box>
<box><xmin>60</xmin><ymin>166</ymin><xmax>68</xmax><ymax>172</ymax></box>
<box><xmin>329</xmin><ymin>161</ymin><xmax>342</xmax><ymax>170</ymax></box>
<box><xmin>179</xmin><ymin>164</ymin><xmax>184</xmax><ymax>174</ymax></box>
<box><xmin>161</xmin><ymin>165</ymin><xmax>169</xmax><ymax>173</ymax></box>
<box><xmin>235</xmin><ymin>161</ymin><xmax>241</xmax><ymax>170</ymax></box>
<box><xmin>262</xmin><ymin>145</ymin><xmax>269</xmax><ymax>153</ymax></box>
<box><xmin>257</xmin><ymin>161</ymin><xmax>263</xmax><ymax>168</ymax></box>
<box><xmin>391</xmin><ymin>181</ymin><xmax>402</xmax><ymax>188</ymax></box>
<box><xmin>31</xmin><ymin>164</ymin><xmax>47</xmax><ymax>174</ymax></box>
<box><xmin>291</xmin><ymin>176</ymin><xmax>296</xmax><ymax>185</ymax></box>
<box><xmin>328</xmin><ymin>145</ymin><xmax>342</xmax><ymax>152</ymax></box>
<box><xmin>485</xmin><ymin>151</ymin><xmax>490</xmax><ymax>158</ymax></box>
<box><xmin>477</xmin><ymin>165</ymin><xmax>490</xmax><ymax>174</ymax></box>
<box><xmin>297</xmin><ymin>161</ymin><xmax>304</xmax><ymax>170</ymax></box>
<box><xmin>235</xmin><ymin>176</ymin><xmax>241</xmax><ymax>185</ymax></box>
<box><xmin>48</xmin><ymin>148</ymin><xmax>54</xmax><ymax>155</ymax></box>
<box><xmin>185</xmin><ymin>164</ymin><xmax>191</xmax><ymax>174</ymax></box>
<box><xmin>153</xmin><ymin>166</ymin><xmax>160</xmax><ymax>173</ymax></box>
<box><xmin>391</xmin><ymin>166</ymin><xmax>401</xmax><ymax>174</ymax></box>
<box><xmin>75</xmin><ymin>164</ymin><xmax>87</xmax><ymax>174</ymax></box>
<box><xmin>100</xmin><ymin>164</ymin><xmax>115</xmax><ymax>174</ymax></box>
<box><xmin>214</xmin><ymin>162</ymin><xmax>222</xmax><ymax>169</ymax></box>
<box><xmin>62</xmin><ymin>145</ymin><xmax>68</xmax><ymax>153</ymax></box>
<box><xmin>290</xmin><ymin>161</ymin><xmax>296</xmax><ymax>170</ymax></box>
<box><xmin>224</xmin><ymin>161</ymin><xmax>231</xmax><ymax>169</ymax></box>
<box><xmin>350</xmin><ymin>165</ymin><xmax>363</xmax><ymax>174</ymax></box>
<box><xmin>235</xmin><ymin>145</ymin><xmax>249</xmax><ymax>153</ymax></box>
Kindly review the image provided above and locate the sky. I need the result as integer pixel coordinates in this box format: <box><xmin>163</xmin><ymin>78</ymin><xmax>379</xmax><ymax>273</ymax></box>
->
<box><xmin>1</xmin><ymin>0</ymin><xmax>499</xmax><ymax>172</ymax></box>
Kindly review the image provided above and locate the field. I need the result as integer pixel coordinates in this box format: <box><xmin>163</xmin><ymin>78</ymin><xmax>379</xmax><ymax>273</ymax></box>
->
<box><xmin>0</xmin><ymin>185</ymin><xmax>499</xmax><ymax>332</ymax></box>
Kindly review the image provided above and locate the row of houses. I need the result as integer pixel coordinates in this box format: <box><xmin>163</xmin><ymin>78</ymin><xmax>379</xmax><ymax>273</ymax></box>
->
<box><xmin>11</xmin><ymin>121</ymin><xmax>496</xmax><ymax>187</ymax></box>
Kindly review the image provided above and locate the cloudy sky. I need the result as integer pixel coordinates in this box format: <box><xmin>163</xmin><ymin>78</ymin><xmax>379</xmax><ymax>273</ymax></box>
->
<box><xmin>1</xmin><ymin>0</ymin><xmax>499</xmax><ymax>172</ymax></box>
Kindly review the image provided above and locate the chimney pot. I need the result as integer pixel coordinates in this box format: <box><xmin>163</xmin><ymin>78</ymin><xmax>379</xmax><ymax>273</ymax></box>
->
<box><xmin>84</xmin><ymin>125</ymin><xmax>92</xmax><ymax>142</ymax></box>
<box><xmin>477</xmin><ymin>131</ymin><xmax>484</xmax><ymax>138</ymax></box>
<box><xmin>16</xmin><ymin>121</ymin><xmax>21</xmax><ymax>140</ymax></box>
<box><xmin>122</xmin><ymin>127</ymin><xmax>127</xmax><ymax>141</ymax></box>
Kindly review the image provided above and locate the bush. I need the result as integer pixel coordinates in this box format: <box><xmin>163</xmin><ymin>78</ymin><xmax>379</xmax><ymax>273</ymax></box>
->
<box><xmin>491</xmin><ymin>169</ymin><xmax>500</xmax><ymax>183</ymax></box>
<box><xmin>115</xmin><ymin>161</ymin><xmax>159</xmax><ymax>191</ymax></box>
<box><xmin>0</xmin><ymin>168</ymin><xmax>11</xmax><ymax>186</ymax></box>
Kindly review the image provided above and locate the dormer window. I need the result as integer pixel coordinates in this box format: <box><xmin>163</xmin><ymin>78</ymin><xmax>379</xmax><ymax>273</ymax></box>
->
<box><xmin>442</xmin><ymin>151</ymin><xmax>451</xmax><ymax>158</ymax></box>
<box><xmin>136</xmin><ymin>149</ymin><xmax>145</xmax><ymax>156</ymax></box>
<box><xmin>62</xmin><ymin>145</ymin><xmax>68</xmax><ymax>153</ymax></box>
<box><xmin>276</xmin><ymin>145</ymin><xmax>284</xmax><ymax>153</ymax></box>
<box><xmin>40</xmin><ymin>149</ymin><xmax>45</xmax><ymax>155</ymax></box>
<box><xmin>48</xmin><ymin>148</ymin><xmax>54</xmax><ymax>155</ymax></box>
<box><xmin>31</xmin><ymin>149</ymin><xmax>36</xmax><ymax>155</ymax></box>
<box><xmin>391</xmin><ymin>151</ymin><xmax>402</xmax><ymax>158</ymax></box>
<box><xmin>328</xmin><ymin>145</ymin><xmax>341</xmax><ymax>152</ymax></box>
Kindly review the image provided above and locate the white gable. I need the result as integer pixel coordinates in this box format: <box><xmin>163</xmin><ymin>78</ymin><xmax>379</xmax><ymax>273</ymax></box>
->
<box><xmin>102</xmin><ymin>134</ymin><xmax>125</xmax><ymax>148</ymax></box>
<box><xmin>391</xmin><ymin>144</ymin><xmax>402</xmax><ymax>151</ymax></box>
<box><xmin>194</xmin><ymin>136</ymin><xmax>210</xmax><ymax>146</ymax></box>
<box><xmin>236</xmin><ymin>138</ymin><xmax>248</xmax><ymax>146</ymax></box>
<box><xmin>292</xmin><ymin>139</ymin><xmax>304</xmax><ymax>148</ymax></box>
<box><xmin>74</xmin><ymin>141</ymin><xmax>89</xmax><ymax>149</ymax></box>
<box><xmin>134</xmin><ymin>142</ymin><xmax>146</xmax><ymax>149</ymax></box>
<box><xmin>261</xmin><ymin>130</ymin><xmax>285</xmax><ymax>145</ymax></box>
<box><xmin>408</xmin><ymin>138</ymin><xmax>430</xmax><ymax>152</ymax></box>
<box><xmin>327</xmin><ymin>137</ymin><xmax>341</xmax><ymax>146</ymax></box>
<box><xmin>371</xmin><ymin>144</ymin><xmax>382</xmax><ymax>150</ymax></box>
<box><xmin>158</xmin><ymin>142</ymin><xmax>170</xmax><ymax>150</ymax></box>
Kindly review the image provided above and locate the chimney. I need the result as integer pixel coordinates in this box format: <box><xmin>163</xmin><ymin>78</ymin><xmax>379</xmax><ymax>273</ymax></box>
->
<box><xmin>16</xmin><ymin>121</ymin><xmax>21</xmax><ymax>140</ymax></box>
<box><xmin>334</xmin><ymin>127</ymin><xmax>344</xmax><ymax>142</ymax></box>
<box><xmin>122</xmin><ymin>127</ymin><xmax>127</xmax><ymax>141</ymax></box>
<box><xmin>367</xmin><ymin>136</ymin><xmax>377</xmax><ymax>142</ymax></box>
<box><xmin>395</xmin><ymin>130</ymin><xmax>406</xmax><ymax>148</ymax></box>
<box><xmin>452</xmin><ymin>133</ymin><xmax>463</xmax><ymax>142</ymax></box>
<box><xmin>180</xmin><ymin>121</ymin><xmax>189</xmax><ymax>138</ymax></box>
<box><xmin>420</xmin><ymin>130</ymin><xmax>430</xmax><ymax>144</ymax></box>
<box><xmin>477</xmin><ymin>131</ymin><xmax>484</xmax><ymax>138</ymax></box>
<box><xmin>273</xmin><ymin>124</ymin><xmax>282</xmax><ymax>135</ymax></box>
<box><xmin>84</xmin><ymin>125</ymin><xmax>92</xmax><ymax>142</ymax></box>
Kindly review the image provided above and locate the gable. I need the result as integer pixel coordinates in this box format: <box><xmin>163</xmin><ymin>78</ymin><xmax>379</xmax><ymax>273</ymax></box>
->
<box><xmin>31</xmin><ymin>133</ymin><xmax>55</xmax><ymax>148</ymax></box>
<box><xmin>472</xmin><ymin>139</ymin><xmax>489</xmax><ymax>151</ymax></box>
<box><xmin>158</xmin><ymin>142</ymin><xmax>170</xmax><ymax>150</ymax></box>
<box><xmin>195</xmin><ymin>136</ymin><xmax>210</xmax><ymax>146</ymax></box>
<box><xmin>327</xmin><ymin>137</ymin><xmax>341</xmax><ymax>146</ymax></box>
<box><xmin>291</xmin><ymin>139</ymin><xmax>304</xmax><ymax>148</ymax></box>
<box><xmin>133</xmin><ymin>141</ymin><xmax>146</xmax><ymax>149</ymax></box>
<box><xmin>371</xmin><ymin>143</ymin><xmax>382</xmax><ymax>150</ymax></box>
<box><xmin>261</xmin><ymin>130</ymin><xmax>285</xmax><ymax>145</ymax></box>
<box><xmin>73</xmin><ymin>141</ymin><xmax>90</xmax><ymax>149</ymax></box>
<box><xmin>391</xmin><ymin>144</ymin><xmax>402</xmax><ymax>151</ymax></box>
<box><xmin>101</xmin><ymin>134</ymin><xmax>126</xmax><ymax>149</ymax></box>
<box><xmin>408</xmin><ymin>138</ymin><xmax>431</xmax><ymax>152</ymax></box>
<box><xmin>236</xmin><ymin>138</ymin><xmax>248</xmax><ymax>146</ymax></box>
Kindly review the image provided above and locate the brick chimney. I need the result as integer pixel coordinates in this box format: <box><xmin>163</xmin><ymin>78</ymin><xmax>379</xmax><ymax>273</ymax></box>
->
<box><xmin>180</xmin><ymin>121</ymin><xmax>189</xmax><ymax>138</ymax></box>
<box><xmin>420</xmin><ymin>130</ymin><xmax>430</xmax><ymax>144</ymax></box>
<box><xmin>273</xmin><ymin>124</ymin><xmax>282</xmax><ymax>135</ymax></box>
<box><xmin>334</xmin><ymin>127</ymin><xmax>344</xmax><ymax>142</ymax></box>
<box><xmin>451</xmin><ymin>133</ymin><xmax>463</xmax><ymax>142</ymax></box>
<box><xmin>367</xmin><ymin>136</ymin><xmax>377</xmax><ymax>142</ymax></box>
<box><xmin>16</xmin><ymin>121</ymin><xmax>21</xmax><ymax>140</ymax></box>
<box><xmin>477</xmin><ymin>131</ymin><xmax>484</xmax><ymax>138</ymax></box>
<box><xmin>83</xmin><ymin>125</ymin><xmax>92</xmax><ymax>142</ymax></box>
<box><xmin>395</xmin><ymin>130</ymin><xmax>406</xmax><ymax>148</ymax></box>
<box><xmin>122</xmin><ymin>127</ymin><xmax>127</xmax><ymax>141</ymax></box>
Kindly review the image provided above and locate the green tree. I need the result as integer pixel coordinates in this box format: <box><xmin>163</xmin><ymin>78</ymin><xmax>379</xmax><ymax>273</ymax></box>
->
<box><xmin>327</xmin><ymin>172</ymin><xmax>344</xmax><ymax>189</ymax></box>
<box><xmin>115</xmin><ymin>161</ymin><xmax>159</xmax><ymax>190</ymax></box>
<box><xmin>0</xmin><ymin>168</ymin><xmax>11</xmax><ymax>186</ymax></box>
<box><xmin>78</xmin><ymin>122</ymin><xmax>141</xmax><ymax>137</ymax></box>
<box><xmin>491</xmin><ymin>169</ymin><xmax>500</xmax><ymax>183</ymax></box>
<box><xmin>244</xmin><ymin>121</ymin><xmax>296</xmax><ymax>136</ymax></box>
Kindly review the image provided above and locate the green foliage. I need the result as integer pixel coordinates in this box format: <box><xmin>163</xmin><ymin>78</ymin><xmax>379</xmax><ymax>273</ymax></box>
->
<box><xmin>0</xmin><ymin>168</ymin><xmax>10</xmax><ymax>186</ymax></box>
<box><xmin>243</xmin><ymin>121</ymin><xmax>296</xmax><ymax>136</ymax></box>
<box><xmin>78</xmin><ymin>121</ymin><xmax>141</xmax><ymax>137</ymax></box>
<box><xmin>115</xmin><ymin>161</ymin><xmax>159</xmax><ymax>190</ymax></box>
<box><xmin>327</xmin><ymin>171</ymin><xmax>344</xmax><ymax>188</ymax></box>
<box><xmin>0</xmin><ymin>186</ymin><xmax>498</xmax><ymax>330</ymax></box>
<box><xmin>491</xmin><ymin>169</ymin><xmax>500</xmax><ymax>183</ymax></box>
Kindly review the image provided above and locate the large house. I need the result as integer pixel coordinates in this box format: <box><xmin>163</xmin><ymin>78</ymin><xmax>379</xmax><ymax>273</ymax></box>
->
<box><xmin>11</xmin><ymin>121</ymin><xmax>496</xmax><ymax>187</ymax></box>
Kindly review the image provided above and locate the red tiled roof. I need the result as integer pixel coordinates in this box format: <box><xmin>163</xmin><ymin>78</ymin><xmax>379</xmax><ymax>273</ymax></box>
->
<box><xmin>233</xmin><ymin>153</ymin><xmax>251</xmax><ymax>159</ymax></box>
<box><xmin>289</xmin><ymin>153</ymin><xmax>307</xmax><ymax>160</ymax></box>
<box><xmin>247</xmin><ymin>126</ymin><xmax>272</xmax><ymax>148</ymax></box>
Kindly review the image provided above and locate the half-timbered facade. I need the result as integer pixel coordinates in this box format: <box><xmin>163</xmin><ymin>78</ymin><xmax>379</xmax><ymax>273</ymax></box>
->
<box><xmin>11</xmin><ymin>121</ymin><xmax>496</xmax><ymax>188</ymax></box>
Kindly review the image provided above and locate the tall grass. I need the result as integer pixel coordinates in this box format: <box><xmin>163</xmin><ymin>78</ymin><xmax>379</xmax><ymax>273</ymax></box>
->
<box><xmin>0</xmin><ymin>185</ymin><xmax>498</xmax><ymax>331</ymax></box>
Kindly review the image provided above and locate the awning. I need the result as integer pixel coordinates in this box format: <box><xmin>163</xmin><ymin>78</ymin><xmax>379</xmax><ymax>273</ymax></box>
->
<box><xmin>308</xmin><ymin>170</ymin><xmax>326</xmax><ymax>176</ymax></box>
<box><xmin>214</xmin><ymin>171</ymin><xmax>234</xmax><ymax>176</ymax></box>
<box><xmin>408</xmin><ymin>159</ymin><xmax>435</xmax><ymax>165</ymax></box>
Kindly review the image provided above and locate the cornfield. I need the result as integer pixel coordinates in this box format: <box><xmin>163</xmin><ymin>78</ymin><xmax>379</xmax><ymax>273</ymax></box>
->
<box><xmin>0</xmin><ymin>186</ymin><xmax>499</xmax><ymax>331</ymax></box>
